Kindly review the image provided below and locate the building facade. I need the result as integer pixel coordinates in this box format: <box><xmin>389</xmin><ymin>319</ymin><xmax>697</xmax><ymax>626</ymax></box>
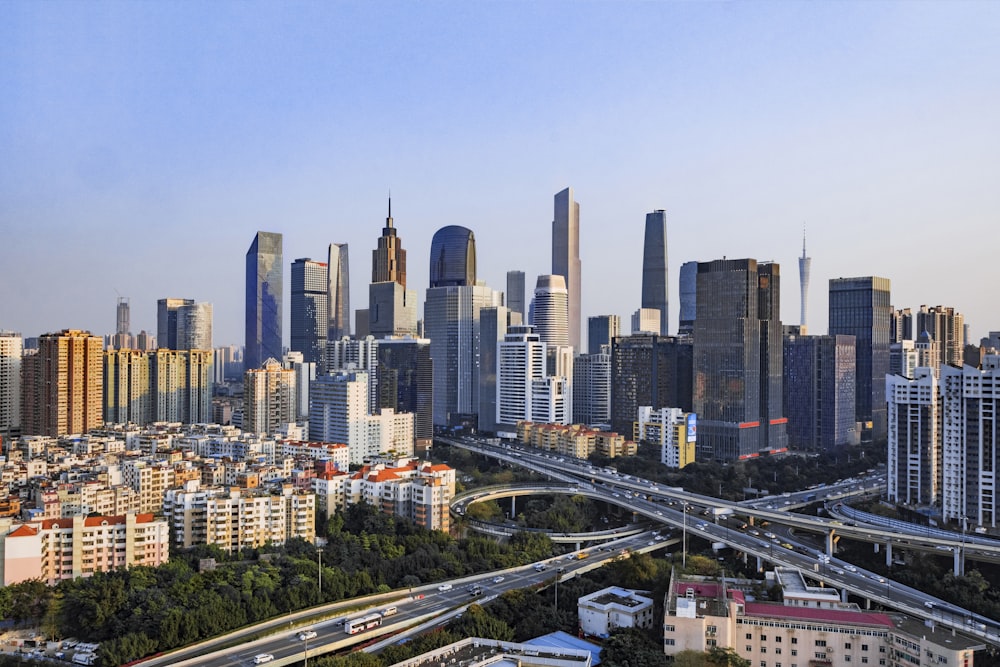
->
<box><xmin>245</xmin><ymin>231</ymin><xmax>283</xmax><ymax>371</ymax></box>
<box><xmin>635</xmin><ymin>406</ymin><xmax>696</xmax><ymax>469</ymax></box>
<box><xmin>244</xmin><ymin>358</ymin><xmax>296</xmax><ymax>435</ymax></box>
<box><xmin>506</xmin><ymin>270</ymin><xmax>525</xmax><ymax>321</ymax></box>
<box><xmin>611</xmin><ymin>334</ymin><xmax>692</xmax><ymax>438</ymax></box>
<box><xmin>783</xmin><ymin>334</ymin><xmax>857</xmax><ymax>450</ymax></box>
<box><xmin>291</xmin><ymin>257</ymin><xmax>328</xmax><ymax>365</ymax></box>
<box><xmin>573</xmin><ymin>347</ymin><xmax>611</xmax><ymax>427</ymax></box>
<box><xmin>641</xmin><ymin>210</ymin><xmax>669</xmax><ymax>337</ymax></box>
<box><xmin>22</xmin><ymin>330</ymin><xmax>104</xmax><ymax>437</ymax></box>
<box><xmin>429</xmin><ymin>225</ymin><xmax>476</xmax><ymax>288</ymax></box>
<box><xmin>533</xmin><ymin>274</ymin><xmax>570</xmax><ymax>347</ymax></box>
<box><xmin>552</xmin><ymin>187</ymin><xmax>582</xmax><ymax>351</ymax></box>
<box><xmin>588</xmin><ymin>315</ymin><xmax>621</xmax><ymax>356</ymax></box>
<box><xmin>372</xmin><ymin>199</ymin><xmax>406</xmax><ymax>287</ymax></box>
<box><xmin>327</xmin><ymin>242</ymin><xmax>351</xmax><ymax>342</ymax></box>
<box><xmin>0</xmin><ymin>331</ymin><xmax>22</xmax><ymax>443</ymax></box>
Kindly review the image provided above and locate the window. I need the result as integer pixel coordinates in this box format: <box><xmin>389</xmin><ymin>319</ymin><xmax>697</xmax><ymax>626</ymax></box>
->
<box><xmin>846</xmin><ymin>657</ymin><xmax>852</xmax><ymax>663</ymax></box>
<box><xmin>761</xmin><ymin>635</ymin><xmax>768</xmax><ymax>641</ymax></box>
<box><xmin>761</xmin><ymin>647</ymin><xmax>767</xmax><ymax>654</ymax></box>
<box><xmin>708</xmin><ymin>625</ymin><xmax>717</xmax><ymax>633</ymax></box>
<box><xmin>776</xmin><ymin>636</ymin><xmax>782</xmax><ymax>643</ymax></box>
<box><xmin>846</xmin><ymin>643</ymin><xmax>853</xmax><ymax>650</ymax></box>
<box><xmin>776</xmin><ymin>648</ymin><xmax>782</xmax><ymax>655</ymax></box>
<box><xmin>862</xmin><ymin>645</ymin><xmax>869</xmax><ymax>652</ymax></box>
<box><xmin>746</xmin><ymin>646</ymin><xmax>753</xmax><ymax>653</ymax></box>
<box><xmin>792</xmin><ymin>638</ymin><xmax>798</xmax><ymax>645</ymax></box>
<box><xmin>760</xmin><ymin>662</ymin><xmax>766</xmax><ymax>667</ymax></box>
<box><xmin>708</xmin><ymin>639</ymin><xmax>717</xmax><ymax>647</ymax></box>
<box><xmin>879</xmin><ymin>660</ymin><xmax>886</xmax><ymax>666</ymax></box>
<box><xmin>862</xmin><ymin>658</ymin><xmax>869</xmax><ymax>664</ymax></box>
<box><xmin>816</xmin><ymin>640</ymin><xmax>827</xmax><ymax>647</ymax></box>
<box><xmin>746</xmin><ymin>633</ymin><xmax>753</xmax><ymax>640</ymax></box>
<box><xmin>815</xmin><ymin>653</ymin><xmax>828</xmax><ymax>659</ymax></box>
<box><xmin>791</xmin><ymin>650</ymin><xmax>798</xmax><ymax>656</ymax></box>
<box><xmin>665</xmin><ymin>625</ymin><xmax>675</xmax><ymax>632</ymax></box>
<box><xmin>665</xmin><ymin>639</ymin><xmax>675</xmax><ymax>646</ymax></box>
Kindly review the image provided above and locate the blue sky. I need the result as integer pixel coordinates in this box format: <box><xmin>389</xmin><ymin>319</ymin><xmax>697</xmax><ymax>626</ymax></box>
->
<box><xmin>3</xmin><ymin>1</ymin><xmax>998</xmax><ymax>346</ymax></box>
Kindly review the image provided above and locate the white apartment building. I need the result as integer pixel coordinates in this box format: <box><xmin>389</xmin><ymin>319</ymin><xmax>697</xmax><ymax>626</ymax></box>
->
<box><xmin>344</xmin><ymin>459</ymin><xmax>455</xmax><ymax>532</ymax></box>
<box><xmin>578</xmin><ymin>586</ymin><xmax>655</xmax><ymax>638</ymax></box>
<box><xmin>0</xmin><ymin>332</ymin><xmax>22</xmax><ymax>441</ymax></box>
<box><xmin>886</xmin><ymin>368</ymin><xmax>940</xmax><ymax>508</ymax></box>
<box><xmin>636</xmin><ymin>406</ymin><xmax>697</xmax><ymax>469</ymax></box>
<box><xmin>498</xmin><ymin>326</ymin><xmax>572</xmax><ymax>429</ymax></box>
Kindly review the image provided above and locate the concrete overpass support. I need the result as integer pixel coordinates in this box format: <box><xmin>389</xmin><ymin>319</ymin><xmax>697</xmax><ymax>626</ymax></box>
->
<box><xmin>825</xmin><ymin>530</ymin><xmax>836</xmax><ymax>556</ymax></box>
<box><xmin>841</xmin><ymin>589</ymin><xmax>849</xmax><ymax>603</ymax></box>
<box><xmin>510</xmin><ymin>496</ymin><xmax>516</xmax><ymax>518</ymax></box>
<box><xmin>954</xmin><ymin>548</ymin><xmax>965</xmax><ymax>576</ymax></box>
<box><xmin>756</xmin><ymin>556</ymin><xmax>764</xmax><ymax>572</ymax></box>
<box><xmin>884</xmin><ymin>542</ymin><xmax>892</xmax><ymax>567</ymax></box>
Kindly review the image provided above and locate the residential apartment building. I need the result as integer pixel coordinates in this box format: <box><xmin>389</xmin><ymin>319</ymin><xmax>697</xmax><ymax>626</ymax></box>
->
<box><xmin>22</xmin><ymin>330</ymin><xmax>104</xmax><ymax>437</ymax></box>
<box><xmin>579</xmin><ymin>586</ymin><xmax>655</xmax><ymax>638</ymax></box>
<box><xmin>344</xmin><ymin>458</ymin><xmax>455</xmax><ymax>532</ymax></box>
<box><xmin>635</xmin><ymin>407</ymin><xmax>696</xmax><ymax>469</ymax></box>
<box><xmin>244</xmin><ymin>358</ymin><xmax>296</xmax><ymax>435</ymax></box>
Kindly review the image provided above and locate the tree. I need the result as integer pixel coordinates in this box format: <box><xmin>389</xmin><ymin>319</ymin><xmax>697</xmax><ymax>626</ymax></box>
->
<box><xmin>706</xmin><ymin>646</ymin><xmax>751</xmax><ymax>667</ymax></box>
<box><xmin>601</xmin><ymin>628</ymin><xmax>669</xmax><ymax>667</ymax></box>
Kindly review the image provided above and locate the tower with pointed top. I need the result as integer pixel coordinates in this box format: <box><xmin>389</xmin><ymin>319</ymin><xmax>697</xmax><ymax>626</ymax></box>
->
<box><xmin>552</xmin><ymin>187</ymin><xmax>582</xmax><ymax>352</ymax></box>
<box><xmin>373</xmin><ymin>198</ymin><xmax>406</xmax><ymax>287</ymax></box>
<box><xmin>798</xmin><ymin>229</ymin><xmax>811</xmax><ymax>335</ymax></box>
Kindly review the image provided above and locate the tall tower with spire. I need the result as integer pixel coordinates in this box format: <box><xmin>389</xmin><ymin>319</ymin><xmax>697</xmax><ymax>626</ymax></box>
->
<box><xmin>798</xmin><ymin>228</ymin><xmax>811</xmax><ymax>334</ymax></box>
<box><xmin>372</xmin><ymin>197</ymin><xmax>406</xmax><ymax>287</ymax></box>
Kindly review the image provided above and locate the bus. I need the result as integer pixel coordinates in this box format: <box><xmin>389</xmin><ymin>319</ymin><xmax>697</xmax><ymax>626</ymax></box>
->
<box><xmin>344</xmin><ymin>612</ymin><xmax>383</xmax><ymax>635</ymax></box>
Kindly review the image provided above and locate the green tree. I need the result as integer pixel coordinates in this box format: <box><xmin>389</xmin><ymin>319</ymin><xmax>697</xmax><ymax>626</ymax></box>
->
<box><xmin>601</xmin><ymin>628</ymin><xmax>669</xmax><ymax>667</ymax></box>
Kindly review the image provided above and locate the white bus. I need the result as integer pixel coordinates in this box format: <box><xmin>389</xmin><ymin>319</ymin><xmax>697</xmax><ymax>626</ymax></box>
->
<box><xmin>344</xmin><ymin>612</ymin><xmax>383</xmax><ymax>634</ymax></box>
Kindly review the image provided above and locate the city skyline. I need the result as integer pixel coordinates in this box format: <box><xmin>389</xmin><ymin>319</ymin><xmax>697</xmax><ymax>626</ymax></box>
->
<box><xmin>4</xmin><ymin>3</ymin><xmax>999</xmax><ymax>344</ymax></box>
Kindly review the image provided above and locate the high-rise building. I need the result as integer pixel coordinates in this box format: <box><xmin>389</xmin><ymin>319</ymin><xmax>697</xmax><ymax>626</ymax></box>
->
<box><xmin>677</xmin><ymin>261</ymin><xmax>698</xmax><ymax>337</ymax></box>
<box><xmin>109</xmin><ymin>297</ymin><xmax>133</xmax><ymax>350</ymax></box>
<box><xmin>631</xmin><ymin>308</ymin><xmax>661</xmax><ymax>336</ymax></box>
<box><xmin>372</xmin><ymin>198</ymin><xmax>406</xmax><ymax>287</ymax></box>
<box><xmin>886</xmin><ymin>368</ymin><xmax>940</xmax><ymax>507</ymax></box>
<box><xmin>243</xmin><ymin>358</ymin><xmax>296</xmax><ymax>435</ymax></box>
<box><xmin>506</xmin><ymin>270</ymin><xmax>525</xmax><ymax>321</ymax></box>
<box><xmin>0</xmin><ymin>332</ymin><xmax>22</xmax><ymax>443</ymax></box>
<box><xmin>148</xmin><ymin>349</ymin><xmax>213</xmax><ymax>424</ymax></box>
<box><xmin>828</xmin><ymin>276</ymin><xmax>891</xmax><ymax>442</ymax></box>
<box><xmin>497</xmin><ymin>325</ymin><xmax>571</xmax><ymax>429</ymax></box>
<box><xmin>798</xmin><ymin>230</ymin><xmax>811</xmax><ymax>334</ymax></box>
<box><xmin>369</xmin><ymin>282</ymin><xmax>418</xmax><ymax>338</ymax></box>
<box><xmin>693</xmin><ymin>259</ymin><xmax>787</xmax><ymax>461</ymax></box>
<box><xmin>290</xmin><ymin>257</ymin><xmax>328</xmax><ymax>365</ymax></box>
<box><xmin>641</xmin><ymin>210</ymin><xmax>669</xmax><ymax>337</ymax></box>
<box><xmin>478</xmin><ymin>306</ymin><xmax>512</xmax><ymax>434</ymax></box>
<box><xmin>176</xmin><ymin>302</ymin><xmax>213</xmax><ymax>351</ymax></box>
<box><xmin>326</xmin><ymin>335</ymin><xmax>379</xmax><ymax>413</ymax></box>
<box><xmin>327</xmin><ymin>243</ymin><xmax>351</xmax><ymax>342</ymax></box>
<box><xmin>376</xmin><ymin>337</ymin><xmax>433</xmax><ymax>448</ymax></box>
<box><xmin>916</xmin><ymin>305</ymin><xmax>965</xmax><ymax>368</ymax></box>
<box><xmin>891</xmin><ymin>307</ymin><xmax>914</xmax><ymax>343</ymax></box>
<box><xmin>429</xmin><ymin>226</ymin><xmax>476</xmax><ymax>288</ymax></box>
<box><xmin>424</xmin><ymin>283</ymin><xmax>503</xmax><ymax>428</ymax></box>
<box><xmin>783</xmin><ymin>334</ymin><xmax>857</xmax><ymax>450</ymax></box>
<box><xmin>245</xmin><ymin>231</ymin><xmax>283</xmax><ymax>371</ymax></box>
<box><xmin>611</xmin><ymin>334</ymin><xmax>692</xmax><ymax>437</ymax></box>
<box><xmin>587</xmin><ymin>315</ymin><xmax>620</xmax><ymax>356</ymax></box>
<box><xmin>552</xmin><ymin>187</ymin><xmax>582</xmax><ymax>351</ymax></box>
<box><xmin>103</xmin><ymin>349</ymin><xmax>151</xmax><ymax>425</ymax></box>
<box><xmin>573</xmin><ymin>346</ymin><xmax>611</xmax><ymax>427</ymax></box>
<box><xmin>21</xmin><ymin>330</ymin><xmax>103</xmax><ymax>437</ymax></box>
<box><xmin>283</xmin><ymin>351</ymin><xmax>316</xmax><ymax>421</ymax></box>
<box><xmin>533</xmin><ymin>274</ymin><xmax>569</xmax><ymax>347</ymax></box>
<box><xmin>157</xmin><ymin>298</ymin><xmax>193</xmax><ymax>350</ymax></box>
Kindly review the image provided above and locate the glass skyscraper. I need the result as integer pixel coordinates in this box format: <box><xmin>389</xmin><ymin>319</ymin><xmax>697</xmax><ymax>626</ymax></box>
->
<box><xmin>783</xmin><ymin>333</ymin><xmax>856</xmax><ymax>450</ymax></box>
<box><xmin>291</xmin><ymin>257</ymin><xmax>328</xmax><ymax>365</ymax></box>
<box><xmin>641</xmin><ymin>210</ymin><xmax>669</xmax><ymax>337</ymax></box>
<box><xmin>429</xmin><ymin>225</ymin><xmax>476</xmax><ymax>287</ymax></box>
<box><xmin>587</xmin><ymin>315</ymin><xmax>620</xmax><ymax>356</ymax></box>
<box><xmin>506</xmin><ymin>270</ymin><xmax>525</xmax><ymax>321</ymax></box>
<box><xmin>327</xmin><ymin>243</ymin><xmax>351</xmax><ymax>342</ymax></box>
<box><xmin>245</xmin><ymin>231</ymin><xmax>283</xmax><ymax>371</ymax></box>
<box><xmin>828</xmin><ymin>276</ymin><xmax>891</xmax><ymax>442</ymax></box>
<box><xmin>552</xmin><ymin>187</ymin><xmax>582</xmax><ymax>351</ymax></box>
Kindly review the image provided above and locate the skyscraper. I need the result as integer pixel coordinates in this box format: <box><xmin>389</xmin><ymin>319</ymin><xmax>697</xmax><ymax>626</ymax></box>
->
<box><xmin>783</xmin><ymin>333</ymin><xmax>856</xmax><ymax>450</ymax></box>
<box><xmin>573</xmin><ymin>346</ymin><xmax>611</xmax><ymax>427</ymax></box>
<box><xmin>176</xmin><ymin>302</ymin><xmax>213</xmax><ymax>351</ymax></box>
<box><xmin>429</xmin><ymin>226</ymin><xmax>476</xmax><ymax>288</ymax></box>
<box><xmin>677</xmin><ymin>261</ymin><xmax>698</xmax><ymax>337</ymax></box>
<box><xmin>533</xmin><ymin>274</ymin><xmax>569</xmax><ymax>347</ymax></box>
<box><xmin>478</xmin><ymin>306</ymin><xmax>512</xmax><ymax>434</ymax></box>
<box><xmin>587</xmin><ymin>315</ymin><xmax>621</xmax><ymax>356</ymax></box>
<box><xmin>372</xmin><ymin>199</ymin><xmax>406</xmax><ymax>287</ymax></box>
<box><xmin>0</xmin><ymin>331</ymin><xmax>22</xmax><ymax>443</ymax></box>
<box><xmin>110</xmin><ymin>297</ymin><xmax>133</xmax><ymax>349</ymax></box>
<box><xmin>21</xmin><ymin>330</ymin><xmax>104</xmax><ymax>437</ymax></box>
<box><xmin>610</xmin><ymin>334</ymin><xmax>692</xmax><ymax>437</ymax></box>
<box><xmin>243</xmin><ymin>357</ymin><xmax>296</xmax><ymax>435</ymax></box>
<box><xmin>798</xmin><ymin>230</ymin><xmax>811</xmax><ymax>334</ymax></box>
<box><xmin>376</xmin><ymin>336</ymin><xmax>433</xmax><ymax>448</ymax></box>
<box><xmin>693</xmin><ymin>259</ymin><xmax>787</xmax><ymax>461</ymax></box>
<box><xmin>916</xmin><ymin>305</ymin><xmax>965</xmax><ymax>368</ymax></box>
<box><xmin>291</xmin><ymin>257</ymin><xmax>328</xmax><ymax>364</ymax></box>
<box><xmin>506</xmin><ymin>270</ymin><xmax>525</xmax><ymax>321</ymax></box>
<box><xmin>327</xmin><ymin>243</ymin><xmax>351</xmax><ymax>341</ymax></box>
<box><xmin>641</xmin><ymin>210</ymin><xmax>669</xmax><ymax>336</ymax></box>
<box><xmin>828</xmin><ymin>276</ymin><xmax>891</xmax><ymax>442</ymax></box>
<box><xmin>552</xmin><ymin>187</ymin><xmax>582</xmax><ymax>351</ymax></box>
<box><xmin>157</xmin><ymin>298</ymin><xmax>193</xmax><ymax>350</ymax></box>
<box><xmin>497</xmin><ymin>325</ymin><xmax>570</xmax><ymax>428</ymax></box>
<box><xmin>245</xmin><ymin>231</ymin><xmax>283</xmax><ymax>371</ymax></box>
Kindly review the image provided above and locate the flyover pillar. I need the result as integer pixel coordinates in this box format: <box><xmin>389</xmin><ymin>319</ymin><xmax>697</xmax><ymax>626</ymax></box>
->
<box><xmin>825</xmin><ymin>530</ymin><xmax>836</xmax><ymax>556</ymax></box>
<box><xmin>511</xmin><ymin>496</ymin><xmax>516</xmax><ymax>518</ymax></box>
<box><xmin>953</xmin><ymin>548</ymin><xmax>964</xmax><ymax>576</ymax></box>
<box><xmin>756</xmin><ymin>556</ymin><xmax>763</xmax><ymax>572</ymax></box>
<box><xmin>884</xmin><ymin>542</ymin><xmax>893</xmax><ymax>567</ymax></box>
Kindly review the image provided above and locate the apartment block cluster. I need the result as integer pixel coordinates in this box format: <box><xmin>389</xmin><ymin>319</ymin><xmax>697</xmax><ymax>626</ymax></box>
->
<box><xmin>662</xmin><ymin>568</ymin><xmax>983</xmax><ymax>667</ymax></box>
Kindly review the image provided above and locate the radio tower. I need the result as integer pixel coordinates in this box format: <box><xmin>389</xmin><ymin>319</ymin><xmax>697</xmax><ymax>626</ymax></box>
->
<box><xmin>798</xmin><ymin>227</ymin><xmax>811</xmax><ymax>334</ymax></box>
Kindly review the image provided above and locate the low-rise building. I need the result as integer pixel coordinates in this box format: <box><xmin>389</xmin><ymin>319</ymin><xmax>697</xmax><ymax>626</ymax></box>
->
<box><xmin>579</xmin><ymin>586</ymin><xmax>655</xmax><ymax>638</ymax></box>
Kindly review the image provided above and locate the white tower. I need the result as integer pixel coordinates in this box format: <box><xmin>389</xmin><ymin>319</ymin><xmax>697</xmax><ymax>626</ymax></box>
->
<box><xmin>798</xmin><ymin>228</ymin><xmax>811</xmax><ymax>334</ymax></box>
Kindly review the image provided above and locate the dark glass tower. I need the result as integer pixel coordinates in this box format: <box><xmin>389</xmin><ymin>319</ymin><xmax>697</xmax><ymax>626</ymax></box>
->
<box><xmin>245</xmin><ymin>231</ymin><xmax>283</xmax><ymax>371</ymax></box>
<box><xmin>783</xmin><ymin>333</ymin><xmax>856</xmax><ymax>450</ymax></box>
<box><xmin>610</xmin><ymin>333</ymin><xmax>692</xmax><ymax>436</ymax></box>
<box><xmin>429</xmin><ymin>225</ymin><xmax>476</xmax><ymax>287</ymax></box>
<box><xmin>291</xmin><ymin>257</ymin><xmax>328</xmax><ymax>364</ymax></box>
<box><xmin>552</xmin><ymin>187</ymin><xmax>582</xmax><ymax>351</ymax></box>
<box><xmin>693</xmin><ymin>258</ymin><xmax>787</xmax><ymax>461</ymax></box>
<box><xmin>327</xmin><ymin>243</ymin><xmax>351</xmax><ymax>341</ymax></box>
<box><xmin>587</xmin><ymin>315</ymin><xmax>620</xmax><ymax>356</ymax></box>
<box><xmin>678</xmin><ymin>261</ymin><xmax>697</xmax><ymax>337</ymax></box>
<box><xmin>641</xmin><ymin>210</ymin><xmax>669</xmax><ymax>337</ymax></box>
<box><xmin>828</xmin><ymin>276</ymin><xmax>891</xmax><ymax>442</ymax></box>
<box><xmin>377</xmin><ymin>337</ymin><xmax>433</xmax><ymax>445</ymax></box>
<box><xmin>506</xmin><ymin>270</ymin><xmax>525</xmax><ymax>320</ymax></box>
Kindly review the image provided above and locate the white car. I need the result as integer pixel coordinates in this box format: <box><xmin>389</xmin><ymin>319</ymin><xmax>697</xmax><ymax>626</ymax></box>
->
<box><xmin>253</xmin><ymin>655</ymin><xmax>275</xmax><ymax>665</ymax></box>
<box><xmin>493</xmin><ymin>575</ymin><xmax>505</xmax><ymax>583</ymax></box>
<box><xmin>844</xmin><ymin>565</ymin><xmax>857</xmax><ymax>572</ymax></box>
<box><xmin>297</xmin><ymin>630</ymin><xmax>317</xmax><ymax>641</ymax></box>
<box><xmin>438</xmin><ymin>583</ymin><xmax>453</xmax><ymax>592</ymax></box>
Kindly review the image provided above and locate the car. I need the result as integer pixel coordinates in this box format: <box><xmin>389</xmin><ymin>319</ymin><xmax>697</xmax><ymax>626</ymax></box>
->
<box><xmin>493</xmin><ymin>575</ymin><xmax>505</xmax><ymax>583</ymax></box>
<box><xmin>253</xmin><ymin>655</ymin><xmax>275</xmax><ymax>665</ymax></box>
<box><xmin>844</xmin><ymin>565</ymin><xmax>857</xmax><ymax>572</ymax></box>
<box><xmin>297</xmin><ymin>630</ymin><xmax>317</xmax><ymax>641</ymax></box>
<box><xmin>438</xmin><ymin>583</ymin><xmax>453</xmax><ymax>592</ymax></box>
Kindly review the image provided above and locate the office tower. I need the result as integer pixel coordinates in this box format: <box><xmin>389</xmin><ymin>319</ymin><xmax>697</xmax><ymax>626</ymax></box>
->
<box><xmin>782</xmin><ymin>334</ymin><xmax>857</xmax><ymax>450</ymax></box>
<box><xmin>135</xmin><ymin>330</ymin><xmax>156</xmax><ymax>352</ymax></box>
<box><xmin>176</xmin><ymin>302</ymin><xmax>213</xmax><ymax>351</ymax></box>
<box><xmin>798</xmin><ymin>230</ymin><xmax>811</xmax><ymax>334</ymax></box>
<box><xmin>573</xmin><ymin>345</ymin><xmax>611</xmax><ymax>427</ymax></box>
<box><xmin>429</xmin><ymin>226</ymin><xmax>476</xmax><ymax>287</ymax></box>
<box><xmin>283</xmin><ymin>351</ymin><xmax>316</xmax><ymax>421</ymax></box>
<box><xmin>587</xmin><ymin>315</ymin><xmax>621</xmax><ymax>356</ymax></box>
<box><xmin>677</xmin><ymin>261</ymin><xmax>698</xmax><ymax>337</ymax></box>
<box><xmin>310</xmin><ymin>371</ymin><xmax>414</xmax><ymax>464</ymax></box>
<box><xmin>245</xmin><ymin>231</ymin><xmax>283</xmax><ymax>371</ymax></box>
<box><xmin>327</xmin><ymin>243</ymin><xmax>351</xmax><ymax>342</ymax></box>
<box><xmin>21</xmin><ymin>330</ymin><xmax>103</xmax><ymax>437</ymax></box>
<box><xmin>552</xmin><ymin>187</ymin><xmax>582</xmax><ymax>351</ymax></box>
<box><xmin>104</xmin><ymin>349</ymin><xmax>151</xmax><ymax>425</ymax></box>
<box><xmin>372</xmin><ymin>198</ymin><xmax>406</xmax><ymax>287</ymax></box>
<box><xmin>828</xmin><ymin>276</ymin><xmax>891</xmax><ymax>442</ymax></box>
<box><xmin>376</xmin><ymin>337</ymin><xmax>433</xmax><ymax>448</ymax></box>
<box><xmin>109</xmin><ymin>297</ymin><xmax>133</xmax><ymax>350</ymax></box>
<box><xmin>424</xmin><ymin>283</ymin><xmax>503</xmax><ymax>428</ymax></box>
<box><xmin>326</xmin><ymin>335</ymin><xmax>379</xmax><ymax>413</ymax></box>
<box><xmin>886</xmin><ymin>368</ymin><xmax>940</xmax><ymax>507</ymax></box>
<box><xmin>497</xmin><ymin>325</ymin><xmax>571</xmax><ymax>429</ymax></box>
<box><xmin>0</xmin><ymin>332</ymin><xmax>22</xmax><ymax>443</ymax></box>
<box><xmin>693</xmin><ymin>259</ymin><xmax>787</xmax><ymax>461</ymax></box>
<box><xmin>506</xmin><ymin>270</ymin><xmax>525</xmax><ymax>321</ymax></box>
<box><xmin>243</xmin><ymin>358</ymin><xmax>296</xmax><ymax>435</ymax></box>
<box><xmin>891</xmin><ymin>307</ymin><xmax>914</xmax><ymax>343</ymax></box>
<box><xmin>641</xmin><ymin>210</ymin><xmax>669</xmax><ymax>337</ymax></box>
<box><xmin>478</xmin><ymin>306</ymin><xmax>511</xmax><ymax>434</ymax></box>
<box><xmin>940</xmin><ymin>358</ymin><xmax>1000</xmax><ymax>527</ymax></box>
<box><xmin>610</xmin><ymin>334</ymin><xmax>692</xmax><ymax>437</ymax></box>
<box><xmin>290</xmin><ymin>258</ymin><xmax>328</xmax><ymax>365</ymax></box>
<box><xmin>369</xmin><ymin>282</ymin><xmax>418</xmax><ymax>338</ymax></box>
<box><xmin>533</xmin><ymin>275</ymin><xmax>569</xmax><ymax>347</ymax></box>
<box><xmin>631</xmin><ymin>308</ymin><xmax>661</xmax><ymax>335</ymax></box>
<box><xmin>157</xmin><ymin>298</ymin><xmax>193</xmax><ymax>350</ymax></box>
<box><xmin>916</xmin><ymin>305</ymin><xmax>965</xmax><ymax>368</ymax></box>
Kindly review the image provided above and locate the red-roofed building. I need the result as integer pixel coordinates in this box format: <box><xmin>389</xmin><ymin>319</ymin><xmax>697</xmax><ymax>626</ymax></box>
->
<box><xmin>342</xmin><ymin>458</ymin><xmax>455</xmax><ymax>532</ymax></box>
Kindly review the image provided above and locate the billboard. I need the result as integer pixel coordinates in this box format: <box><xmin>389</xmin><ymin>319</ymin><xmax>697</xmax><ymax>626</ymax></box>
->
<box><xmin>686</xmin><ymin>413</ymin><xmax>697</xmax><ymax>443</ymax></box>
